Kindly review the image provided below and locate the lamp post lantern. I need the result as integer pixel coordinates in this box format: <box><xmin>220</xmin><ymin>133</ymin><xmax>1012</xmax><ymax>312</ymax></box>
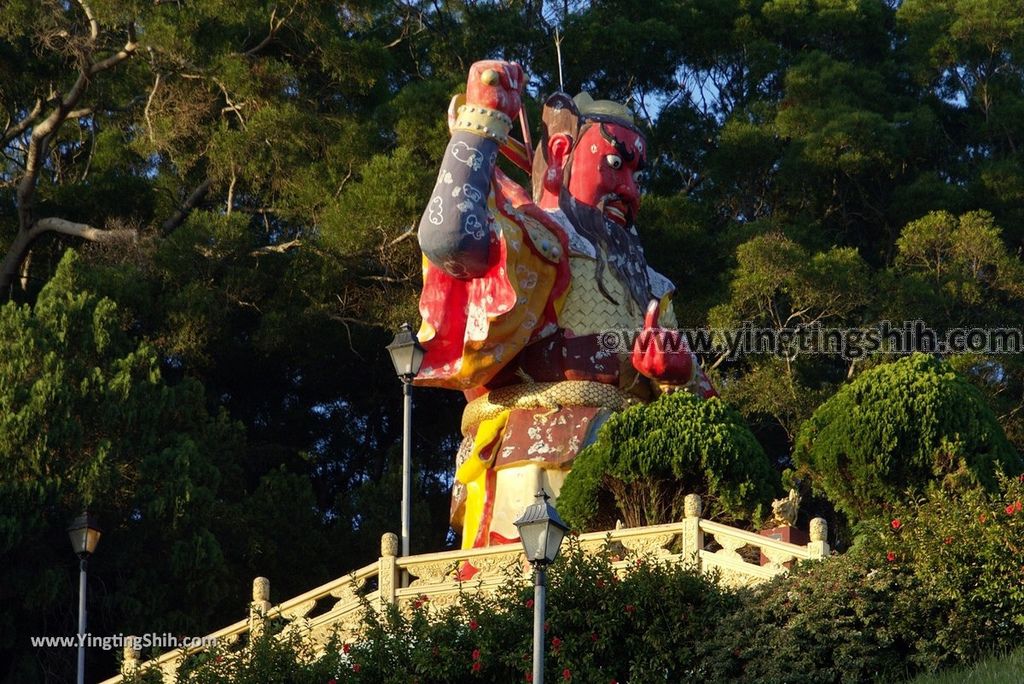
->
<box><xmin>515</xmin><ymin>489</ymin><xmax>569</xmax><ymax>684</ymax></box>
<box><xmin>68</xmin><ymin>512</ymin><xmax>102</xmax><ymax>684</ymax></box>
<box><xmin>385</xmin><ymin>322</ymin><xmax>425</xmax><ymax>560</ymax></box>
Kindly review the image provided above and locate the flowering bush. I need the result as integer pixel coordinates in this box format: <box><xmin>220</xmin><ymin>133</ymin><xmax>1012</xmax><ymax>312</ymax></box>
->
<box><xmin>704</xmin><ymin>474</ymin><xmax>1024</xmax><ymax>681</ymax></box>
<box><xmin>125</xmin><ymin>477</ymin><xmax>1024</xmax><ymax>683</ymax></box>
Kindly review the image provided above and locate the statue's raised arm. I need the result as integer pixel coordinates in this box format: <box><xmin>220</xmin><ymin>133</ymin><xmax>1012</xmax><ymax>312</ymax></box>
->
<box><xmin>418</xmin><ymin>61</ymin><xmax>525</xmax><ymax>278</ymax></box>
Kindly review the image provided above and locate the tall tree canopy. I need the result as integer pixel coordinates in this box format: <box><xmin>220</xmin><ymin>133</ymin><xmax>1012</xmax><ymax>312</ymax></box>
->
<box><xmin>2</xmin><ymin>0</ymin><xmax>1022</xmax><ymax>681</ymax></box>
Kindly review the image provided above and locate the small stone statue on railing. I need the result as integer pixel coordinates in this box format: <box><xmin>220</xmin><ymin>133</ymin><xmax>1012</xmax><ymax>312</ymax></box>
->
<box><xmin>769</xmin><ymin>489</ymin><xmax>801</xmax><ymax>527</ymax></box>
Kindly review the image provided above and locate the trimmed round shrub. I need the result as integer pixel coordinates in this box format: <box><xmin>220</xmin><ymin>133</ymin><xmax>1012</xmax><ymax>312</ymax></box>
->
<box><xmin>558</xmin><ymin>393</ymin><xmax>779</xmax><ymax>531</ymax></box>
<box><xmin>793</xmin><ymin>353</ymin><xmax>1022</xmax><ymax>522</ymax></box>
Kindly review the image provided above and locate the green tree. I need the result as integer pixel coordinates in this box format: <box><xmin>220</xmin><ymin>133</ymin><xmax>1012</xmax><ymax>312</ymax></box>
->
<box><xmin>558</xmin><ymin>393</ymin><xmax>779</xmax><ymax>531</ymax></box>
<box><xmin>0</xmin><ymin>252</ymin><xmax>245</xmax><ymax>681</ymax></box>
<box><xmin>793</xmin><ymin>353</ymin><xmax>1022</xmax><ymax>522</ymax></box>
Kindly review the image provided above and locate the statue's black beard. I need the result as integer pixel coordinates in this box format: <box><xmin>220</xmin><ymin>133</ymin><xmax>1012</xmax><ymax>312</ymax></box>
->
<box><xmin>558</xmin><ymin>187</ymin><xmax>652</xmax><ymax>314</ymax></box>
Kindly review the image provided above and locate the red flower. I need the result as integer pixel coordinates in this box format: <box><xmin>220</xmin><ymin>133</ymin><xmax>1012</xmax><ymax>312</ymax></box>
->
<box><xmin>890</xmin><ymin>518</ymin><xmax>902</xmax><ymax>530</ymax></box>
<box><xmin>472</xmin><ymin>662</ymin><xmax>482</xmax><ymax>673</ymax></box>
<box><xmin>525</xmin><ymin>599</ymin><xmax>534</xmax><ymax>609</ymax></box>
<box><xmin>943</xmin><ymin>536</ymin><xmax>953</xmax><ymax>545</ymax></box>
<box><xmin>544</xmin><ymin>621</ymin><xmax>550</xmax><ymax>633</ymax></box>
<box><xmin>624</xmin><ymin>604</ymin><xmax>636</xmax><ymax>614</ymax></box>
<box><xmin>563</xmin><ymin>668</ymin><xmax>572</xmax><ymax>681</ymax></box>
<box><xmin>1015</xmin><ymin>500</ymin><xmax>1023</xmax><ymax>513</ymax></box>
<box><xmin>469</xmin><ymin>618</ymin><xmax>479</xmax><ymax>631</ymax></box>
<box><xmin>591</xmin><ymin>632</ymin><xmax>599</xmax><ymax>642</ymax></box>
<box><xmin>979</xmin><ymin>513</ymin><xmax>987</xmax><ymax>523</ymax></box>
<box><xmin>1018</xmin><ymin>473</ymin><xmax>1024</xmax><ymax>482</ymax></box>
<box><xmin>352</xmin><ymin>663</ymin><xmax>361</xmax><ymax>673</ymax></box>
<box><xmin>1006</xmin><ymin>503</ymin><xmax>1017</xmax><ymax>515</ymax></box>
<box><xmin>328</xmin><ymin>680</ymin><xmax>337</xmax><ymax>684</ymax></box>
<box><xmin>886</xmin><ymin>551</ymin><xmax>896</xmax><ymax>562</ymax></box>
<box><xmin>525</xmin><ymin>674</ymin><xmax>533</xmax><ymax>683</ymax></box>
<box><xmin>472</xmin><ymin>649</ymin><xmax>481</xmax><ymax>661</ymax></box>
<box><xmin>551</xmin><ymin>637</ymin><xmax>562</xmax><ymax>652</ymax></box>
<box><xmin>215</xmin><ymin>655</ymin><xmax>223</xmax><ymax>663</ymax></box>
<box><xmin>595</xmin><ymin>579</ymin><xmax>605</xmax><ymax>588</ymax></box>
<box><xmin>342</xmin><ymin>643</ymin><xmax>350</xmax><ymax>654</ymax></box>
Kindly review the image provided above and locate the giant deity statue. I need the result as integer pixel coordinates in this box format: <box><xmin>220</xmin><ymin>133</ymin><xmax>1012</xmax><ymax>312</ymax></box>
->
<box><xmin>414</xmin><ymin>60</ymin><xmax>716</xmax><ymax>552</ymax></box>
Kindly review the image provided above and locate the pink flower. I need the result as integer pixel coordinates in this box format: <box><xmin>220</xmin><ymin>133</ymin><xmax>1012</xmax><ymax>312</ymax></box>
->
<box><xmin>525</xmin><ymin>599</ymin><xmax>534</xmax><ymax>609</ymax></box>
<box><xmin>472</xmin><ymin>661</ymin><xmax>482</xmax><ymax>673</ymax></box>
<box><xmin>890</xmin><ymin>518</ymin><xmax>902</xmax><ymax>530</ymax></box>
<box><xmin>551</xmin><ymin>637</ymin><xmax>562</xmax><ymax>652</ymax></box>
<box><xmin>1006</xmin><ymin>503</ymin><xmax>1017</xmax><ymax>515</ymax></box>
<box><xmin>886</xmin><ymin>551</ymin><xmax>896</xmax><ymax>562</ymax></box>
<box><xmin>472</xmin><ymin>649</ymin><xmax>481</xmax><ymax>661</ymax></box>
<box><xmin>562</xmin><ymin>668</ymin><xmax>572</xmax><ymax>681</ymax></box>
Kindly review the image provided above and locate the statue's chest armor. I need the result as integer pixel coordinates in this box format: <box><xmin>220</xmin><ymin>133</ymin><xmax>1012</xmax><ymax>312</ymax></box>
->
<box><xmin>558</xmin><ymin>256</ymin><xmax>643</xmax><ymax>334</ymax></box>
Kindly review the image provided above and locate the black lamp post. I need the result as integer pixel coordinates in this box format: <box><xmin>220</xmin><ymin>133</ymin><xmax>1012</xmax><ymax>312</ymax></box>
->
<box><xmin>385</xmin><ymin>322</ymin><xmax>425</xmax><ymax>560</ymax></box>
<box><xmin>68</xmin><ymin>513</ymin><xmax>102</xmax><ymax>684</ymax></box>
<box><xmin>515</xmin><ymin>490</ymin><xmax>569</xmax><ymax>684</ymax></box>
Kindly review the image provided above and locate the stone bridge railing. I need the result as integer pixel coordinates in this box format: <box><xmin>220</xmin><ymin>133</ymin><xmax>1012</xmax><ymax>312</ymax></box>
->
<box><xmin>102</xmin><ymin>494</ymin><xmax>829</xmax><ymax>683</ymax></box>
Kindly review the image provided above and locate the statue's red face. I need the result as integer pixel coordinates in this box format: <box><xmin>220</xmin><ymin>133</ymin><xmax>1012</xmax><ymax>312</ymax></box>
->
<box><xmin>566</xmin><ymin>122</ymin><xmax>646</xmax><ymax>227</ymax></box>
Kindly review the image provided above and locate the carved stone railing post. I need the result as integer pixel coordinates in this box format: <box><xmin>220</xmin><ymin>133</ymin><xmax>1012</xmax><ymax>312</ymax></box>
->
<box><xmin>379</xmin><ymin>533</ymin><xmax>398</xmax><ymax>606</ymax></box>
<box><xmin>120</xmin><ymin>636</ymin><xmax>141</xmax><ymax>677</ymax></box>
<box><xmin>250</xmin><ymin>577</ymin><xmax>271</xmax><ymax>639</ymax></box>
<box><xmin>681</xmin><ymin>494</ymin><xmax>704</xmax><ymax>570</ymax></box>
<box><xmin>807</xmin><ymin>518</ymin><xmax>829</xmax><ymax>559</ymax></box>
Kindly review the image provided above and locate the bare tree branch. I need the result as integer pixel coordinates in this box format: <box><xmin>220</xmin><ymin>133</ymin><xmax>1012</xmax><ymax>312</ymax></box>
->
<box><xmin>1</xmin><ymin>217</ymin><xmax>137</xmax><ymax>294</ymax></box>
<box><xmin>387</xmin><ymin>225</ymin><xmax>417</xmax><ymax>247</ymax></box>
<box><xmin>33</xmin><ymin>217</ymin><xmax>137</xmax><ymax>242</ymax></box>
<box><xmin>161</xmin><ymin>178</ymin><xmax>213</xmax><ymax>234</ymax></box>
<box><xmin>143</xmin><ymin>72</ymin><xmax>162</xmax><ymax>144</ymax></box>
<box><xmin>250</xmin><ymin>239</ymin><xmax>302</xmax><ymax>256</ymax></box>
<box><xmin>1</xmin><ymin>99</ymin><xmax>44</xmax><ymax>147</ymax></box>
<box><xmin>245</xmin><ymin>5</ymin><xmax>296</xmax><ymax>57</ymax></box>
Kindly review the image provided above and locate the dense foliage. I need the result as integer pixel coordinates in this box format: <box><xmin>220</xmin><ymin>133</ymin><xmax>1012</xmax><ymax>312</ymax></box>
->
<box><xmin>123</xmin><ymin>475</ymin><xmax>1024</xmax><ymax>683</ymax></box>
<box><xmin>2</xmin><ymin>0</ymin><xmax>1023</xmax><ymax>680</ymax></box>
<box><xmin>559</xmin><ymin>393</ymin><xmax>779</xmax><ymax>530</ymax></box>
<box><xmin>793</xmin><ymin>353</ymin><xmax>1023</xmax><ymax>522</ymax></box>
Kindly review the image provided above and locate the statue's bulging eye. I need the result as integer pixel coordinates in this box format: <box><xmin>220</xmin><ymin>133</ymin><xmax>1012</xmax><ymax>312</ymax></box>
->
<box><xmin>633</xmin><ymin>171</ymin><xmax>642</xmax><ymax>183</ymax></box>
<box><xmin>605</xmin><ymin>154</ymin><xmax>622</xmax><ymax>170</ymax></box>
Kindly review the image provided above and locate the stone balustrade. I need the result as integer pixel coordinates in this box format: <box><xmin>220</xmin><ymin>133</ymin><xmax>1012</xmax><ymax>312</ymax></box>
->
<box><xmin>99</xmin><ymin>495</ymin><xmax>829</xmax><ymax>683</ymax></box>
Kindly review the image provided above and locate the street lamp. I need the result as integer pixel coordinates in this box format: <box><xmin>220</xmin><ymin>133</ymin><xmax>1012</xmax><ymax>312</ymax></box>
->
<box><xmin>385</xmin><ymin>322</ymin><xmax>425</xmax><ymax>560</ymax></box>
<box><xmin>68</xmin><ymin>512</ymin><xmax>102</xmax><ymax>684</ymax></box>
<box><xmin>515</xmin><ymin>489</ymin><xmax>569</xmax><ymax>684</ymax></box>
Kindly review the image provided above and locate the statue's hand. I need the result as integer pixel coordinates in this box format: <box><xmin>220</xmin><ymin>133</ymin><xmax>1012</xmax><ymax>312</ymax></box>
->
<box><xmin>466</xmin><ymin>60</ymin><xmax>524</xmax><ymax>120</ymax></box>
<box><xmin>631</xmin><ymin>300</ymin><xmax>695</xmax><ymax>385</ymax></box>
